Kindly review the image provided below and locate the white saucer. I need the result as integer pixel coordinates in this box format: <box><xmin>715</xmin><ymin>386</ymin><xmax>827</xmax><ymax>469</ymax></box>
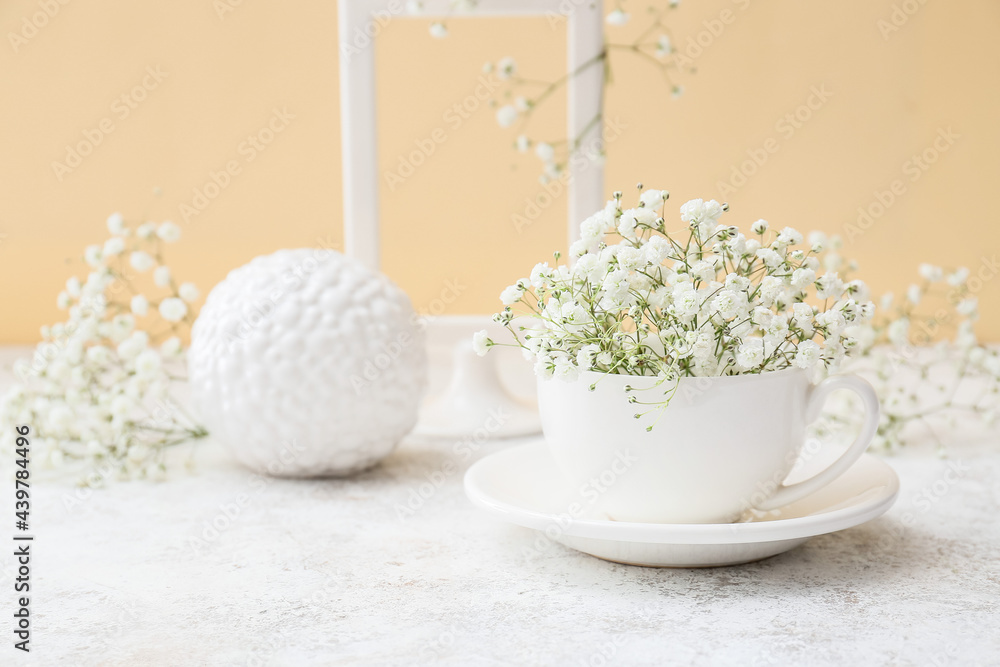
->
<box><xmin>464</xmin><ymin>441</ymin><xmax>899</xmax><ymax>567</ymax></box>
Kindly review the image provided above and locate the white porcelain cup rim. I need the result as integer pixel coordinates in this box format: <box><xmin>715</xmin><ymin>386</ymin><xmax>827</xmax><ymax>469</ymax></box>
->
<box><xmin>577</xmin><ymin>365</ymin><xmax>805</xmax><ymax>384</ymax></box>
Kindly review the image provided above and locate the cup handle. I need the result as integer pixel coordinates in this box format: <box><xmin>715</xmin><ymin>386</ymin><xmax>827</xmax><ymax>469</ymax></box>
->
<box><xmin>754</xmin><ymin>374</ymin><xmax>880</xmax><ymax>511</ymax></box>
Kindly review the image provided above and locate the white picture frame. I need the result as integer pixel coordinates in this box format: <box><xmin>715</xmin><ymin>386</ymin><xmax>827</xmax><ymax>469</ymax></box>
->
<box><xmin>338</xmin><ymin>0</ymin><xmax>606</xmax><ymax>270</ymax></box>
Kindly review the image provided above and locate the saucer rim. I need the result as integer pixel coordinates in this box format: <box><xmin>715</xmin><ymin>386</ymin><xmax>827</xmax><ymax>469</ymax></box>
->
<box><xmin>464</xmin><ymin>441</ymin><xmax>899</xmax><ymax>546</ymax></box>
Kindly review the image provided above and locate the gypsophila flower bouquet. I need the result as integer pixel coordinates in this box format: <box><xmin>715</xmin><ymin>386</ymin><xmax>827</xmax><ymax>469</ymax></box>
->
<box><xmin>0</xmin><ymin>213</ymin><xmax>208</xmax><ymax>485</ymax></box>
<box><xmin>473</xmin><ymin>186</ymin><xmax>876</xmax><ymax>422</ymax></box>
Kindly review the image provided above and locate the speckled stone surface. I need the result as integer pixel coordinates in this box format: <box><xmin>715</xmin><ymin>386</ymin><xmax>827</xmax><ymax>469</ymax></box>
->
<box><xmin>1</xmin><ymin>351</ymin><xmax>999</xmax><ymax>666</ymax></box>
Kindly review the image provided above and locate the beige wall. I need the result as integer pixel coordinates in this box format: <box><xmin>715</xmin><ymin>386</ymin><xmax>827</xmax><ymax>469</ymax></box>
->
<box><xmin>1</xmin><ymin>0</ymin><xmax>998</xmax><ymax>343</ymax></box>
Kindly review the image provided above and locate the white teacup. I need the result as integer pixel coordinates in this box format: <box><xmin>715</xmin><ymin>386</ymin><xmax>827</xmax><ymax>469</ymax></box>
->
<box><xmin>537</xmin><ymin>368</ymin><xmax>880</xmax><ymax>524</ymax></box>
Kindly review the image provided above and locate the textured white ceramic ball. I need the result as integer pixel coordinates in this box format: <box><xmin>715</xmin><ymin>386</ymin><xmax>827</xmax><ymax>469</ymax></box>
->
<box><xmin>188</xmin><ymin>248</ymin><xmax>427</xmax><ymax>476</ymax></box>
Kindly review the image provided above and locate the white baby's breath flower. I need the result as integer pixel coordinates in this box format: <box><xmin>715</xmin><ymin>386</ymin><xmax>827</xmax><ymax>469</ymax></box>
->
<box><xmin>573</xmin><ymin>254</ymin><xmax>605</xmax><ymax>284</ymax></box>
<box><xmin>679</xmin><ymin>199</ymin><xmax>706</xmax><ymax>223</ymax></box>
<box><xmin>946</xmin><ymin>267</ymin><xmax>970</xmax><ymax>287</ymax></box>
<box><xmin>533</xmin><ymin>354</ymin><xmax>554</xmax><ymax>379</ymax></box>
<box><xmin>153</xmin><ymin>266</ymin><xmax>171</xmax><ymax>288</ymax></box>
<box><xmin>553</xmin><ymin>356</ymin><xmax>579</xmax><ymax>381</ymax></box>
<box><xmin>794</xmin><ymin>340</ymin><xmax>821</xmax><ymax>369</ymax></box>
<box><xmin>530</xmin><ymin>262</ymin><xmax>554</xmax><ymax>290</ymax></box>
<box><xmin>887</xmin><ymin>318</ymin><xmax>910</xmax><ymax>346</ymax></box>
<box><xmin>131</xmin><ymin>294</ymin><xmax>149</xmax><ymax>316</ymax></box>
<box><xmin>496</xmin><ymin>105</ymin><xmax>518</xmax><ymax>128</ymax></box>
<box><xmin>569</xmin><ymin>238</ymin><xmax>592</xmax><ymax>257</ymax></box>
<box><xmin>159</xmin><ymin>297</ymin><xmax>188</xmax><ymax>322</ymax></box>
<box><xmin>617</xmin><ymin>210</ymin><xmax>640</xmax><ymax>240</ymax></box>
<box><xmin>680</xmin><ymin>199</ymin><xmax>724</xmax><ymax>226</ymax></box>
<box><xmin>84</xmin><ymin>244</ymin><xmax>103</xmax><ymax>268</ymax></box>
<box><xmin>790</xmin><ymin>268</ymin><xmax>816</xmax><ymax>291</ymax></box>
<box><xmin>845</xmin><ymin>279</ymin><xmax>870</xmax><ymax>302</ymax></box>
<box><xmin>84</xmin><ymin>270</ymin><xmax>113</xmax><ymax>296</ymax></box>
<box><xmin>500</xmin><ymin>284</ymin><xmax>523</xmax><ymax>306</ymax></box>
<box><xmin>575</xmin><ymin>344</ymin><xmax>601</xmax><ymax>370</ymax></box>
<box><xmin>534</xmin><ymin>142</ymin><xmax>556</xmax><ymax>163</ymax></box>
<box><xmin>764</xmin><ymin>314</ymin><xmax>789</xmax><ymax>343</ymax></box>
<box><xmin>130</xmin><ymin>251</ymin><xmax>155</xmax><ymax>272</ymax></box>
<box><xmin>656</xmin><ymin>35</ymin><xmax>672</xmax><ymax>57</ymax></box>
<box><xmin>429</xmin><ymin>22</ymin><xmax>448</xmax><ymax>38</ymax></box>
<box><xmin>580</xmin><ymin>213</ymin><xmax>608</xmax><ymax>241</ymax></box>
<box><xmin>103</xmin><ymin>237</ymin><xmax>125</xmax><ymax>257</ymax></box>
<box><xmin>117</xmin><ymin>331</ymin><xmax>149</xmax><ymax>360</ymax></box>
<box><xmin>711</xmin><ymin>289</ymin><xmax>748</xmax><ymax>320</ymax></box>
<box><xmin>815</xmin><ymin>272</ymin><xmax>844</xmax><ymax>299</ymax></box>
<box><xmin>66</xmin><ymin>276</ymin><xmax>82</xmax><ymax>297</ymax></box>
<box><xmin>515</xmin><ymin>135</ymin><xmax>530</xmax><ymax>152</ymax></box>
<box><xmin>777</xmin><ymin>227</ymin><xmax>803</xmax><ymax>246</ymax></box>
<box><xmin>671</xmin><ymin>283</ymin><xmax>700</xmax><ymax>319</ymax></box>
<box><xmin>606</xmin><ymin>9</ymin><xmax>629</xmax><ymax>25</ymax></box>
<box><xmin>751</xmin><ymin>219</ymin><xmax>769</xmax><ymax>234</ymax></box>
<box><xmin>956</xmin><ymin>297</ymin><xmax>978</xmax><ymax>319</ymax></box>
<box><xmin>816</xmin><ymin>309</ymin><xmax>847</xmax><ymax>337</ymax></box>
<box><xmin>178</xmin><ymin>282</ymin><xmax>200</xmax><ymax>303</ymax></box>
<box><xmin>618</xmin><ymin>246</ymin><xmax>649</xmax><ymax>272</ymax></box>
<box><xmin>955</xmin><ymin>321</ymin><xmax>977</xmax><ymax>349</ymax></box>
<box><xmin>112</xmin><ymin>314</ymin><xmax>135</xmax><ymax>338</ymax></box>
<box><xmin>161</xmin><ymin>336</ymin><xmax>183</xmax><ymax>357</ymax></box>
<box><xmin>134</xmin><ymin>349</ymin><xmax>162</xmax><ymax>378</ymax></box>
<box><xmin>918</xmin><ymin>263</ymin><xmax>943</xmax><ymax>282</ymax></box>
<box><xmin>541</xmin><ymin>162</ymin><xmax>563</xmax><ymax>183</ymax></box>
<box><xmin>644</xmin><ymin>235</ymin><xmax>671</xmax><ymax>266</ymax></box>
<box><xmin>472</xmin><ymin>329</ymin><xmax>492</xmax><ymax>356</ymax></box>
<box><xmin>136</xmin><ymin>222</ymin><xmax>156</xmax><ymax>239</ymax></box>
<box><xmin>735</xmin><ymin>338</ymin><xmax>765</xmax><ymax>369</ymax></box>
<box><xmin>86</xmin><ymin>345</ymin><xmax>112</xmax><ymax>366</ymax></box>
<box><xmin>639</xmin><ymin>188</ymin><xmax>668</xmax><ymax>208</ymax></box>
<box><xmin>792</xmin><ymin>302</ymin><xmax>814</xmax><ymax>323</ymax></box>
<box><xmin>687</xmin><ymin>260</ymin><xmax>713</xmax><ymax>283</ymax></box>
<box><xmin>126</xmin><ymin>443</ymin><xmax>149</xmax><ymax>463</ymax></box>
<box><xmin>756</xmin><ymin>248</ymin><xmax>783</xmax><ymax>269</ymax></box>
<box><xmin>107</xmin><ymin>212</ymin><xmax>126</xmax><ymax>236</ymax></box>
<box><xmin>906</xmin><ymin>284</ymin><xmax>922</xmax><ymax>305</ymax></box>
<box><xmin>497</xmin><ymin>56</ymin><xmax>517</xmax><ymax>80</ymax></box>
<box><xmin>157</xmin><ymin>221</ymin><xmax>181</xmax><ymax>243</ymax></box>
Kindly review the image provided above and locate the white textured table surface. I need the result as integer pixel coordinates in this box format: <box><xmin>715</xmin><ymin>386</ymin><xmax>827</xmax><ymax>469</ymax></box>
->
<box><xmin>2</xmin><ymin>353</ymin><xmax>1000</xmax><ymax>666</ymax></box>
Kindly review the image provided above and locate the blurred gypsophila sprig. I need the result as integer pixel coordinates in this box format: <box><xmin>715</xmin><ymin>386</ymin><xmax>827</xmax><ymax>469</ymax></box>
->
<box><xmin>473</xmin><ymin>185</ymin><xmax>876</xmax><ymax>424</ymax></box>
<box><xmin>0</xmin><ymin>213</ymin><xmax>208</xmax><ymax>484</ymax></box>
<box><xmin>821</xmin><ymin>263</ymin><xmax>1000</xmax><ymax>453</ymax></box>
<box><xmin>411</xmin><ymin>0</ymin><xmax>689</xmax><ymax>183</ymax></box>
